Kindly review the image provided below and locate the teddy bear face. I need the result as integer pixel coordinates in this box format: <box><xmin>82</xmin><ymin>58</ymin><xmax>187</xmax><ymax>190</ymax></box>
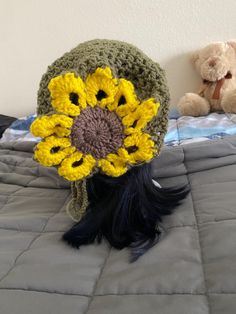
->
<box><xmin>193</xmin><ymin>42</ymin><xmax>236</xmax><ymax>82</ymax></box>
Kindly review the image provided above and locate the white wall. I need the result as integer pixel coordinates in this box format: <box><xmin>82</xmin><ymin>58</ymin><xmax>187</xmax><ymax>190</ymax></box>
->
<box><xmin>1</xmin><ymin>0</ymin><xmax>236</xmax><ymax>117</ymax></box>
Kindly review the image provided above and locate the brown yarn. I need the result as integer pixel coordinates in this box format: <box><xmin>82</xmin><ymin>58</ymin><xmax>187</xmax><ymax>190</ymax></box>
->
<box><xmin>70</xmin><ymin>106</ymin><xmax>124</xmax><ymax>159</ymax></box>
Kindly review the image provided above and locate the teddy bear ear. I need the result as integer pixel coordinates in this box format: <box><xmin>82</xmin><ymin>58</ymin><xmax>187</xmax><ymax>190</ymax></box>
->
<box><xmin>190</xmin><ymin>50</ymin><xmax>200</xmax><ymax>64</ymax></box>
<box><xmin>227</xmin><ymin>41</ymin><xmax>236</xmax><ymax>53</ymax></box>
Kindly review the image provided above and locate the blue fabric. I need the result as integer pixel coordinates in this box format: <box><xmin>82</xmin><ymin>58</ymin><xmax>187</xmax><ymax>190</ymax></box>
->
<box><xmin>10</xmin><ymin>115</ymin><xmax>36</xmax><ymax>130</ymax></box>
<box><xmin>168</xmin><ymin>108</ymin><xmax>180</xmax><ymax>119</ymax></box>
<box><xmin>2</xmin><ymin>112</ymin><xmax>236</xmax><ymax>147</ymax></box>
<box><xmin>164</xmin><ymin>113</ymin><xmax>236</xmax><ymax>146</ymax></box>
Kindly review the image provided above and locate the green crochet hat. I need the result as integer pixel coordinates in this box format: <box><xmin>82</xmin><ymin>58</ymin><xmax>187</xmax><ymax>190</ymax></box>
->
<box><xmin>31</xmin><ymin>39</ymin><xmax>170</xmax><ymax>221</ymax></box>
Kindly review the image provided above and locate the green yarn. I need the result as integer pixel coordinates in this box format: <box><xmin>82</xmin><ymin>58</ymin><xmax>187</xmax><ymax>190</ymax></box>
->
<box><xmin>37</xmin><ymin>39</ymin><xmax>170</xmax><ymax>152</ymax></box>
<box><xmin>66</xmin><ymin>180</ymin><xmax>88</xmax><ymax>222</ymax></box>
<box><xmin>36</xmin><ymin>39</ymin><xmax>170</xmax><ymax>221</ymax></box>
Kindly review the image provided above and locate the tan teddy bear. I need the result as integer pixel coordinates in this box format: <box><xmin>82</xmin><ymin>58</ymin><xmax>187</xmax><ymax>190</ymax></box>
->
<box><xmin>177</xmin><ymin>41</ymin><xmax>236</xmax><ymax>116</ymax></box>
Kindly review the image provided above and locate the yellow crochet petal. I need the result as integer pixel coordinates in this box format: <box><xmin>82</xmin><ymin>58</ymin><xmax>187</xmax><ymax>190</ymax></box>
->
<box><xmin>107</xmin><ymin>79</ymin><xmax>139</xmax><ymax>115</ymax></box>
<box><xmin>48</xmin><ymin>73</ymin><xmax>87</xmax><ymax>116</ymax></box>
<box><xmin>58</xmin><ymin>152</ymin><xmax>96</xmax><ymax>181</ymax></box>
<box><xmin>123</xmin><ymin>132</ymin><xmax>155</xmax><ymax>164</ymax></box>
<box><xmin>122</xmin><ymin>99</ymin><xmax>160</xmax><ymax>135</ymax></box>
<box><xmin>85</xmin><ymin>67</ymin><xmax>118</xmax><ymax>108</ymax></box>
<box><xmin>34</xmin><ymin>136</ymin><xmax>75</xmax><ymax>167</ymax></box>
<box><xmin>30</xmin><ymin>114</ymin><xmax>73</xmax><ymax>138</ymax></box>
<box><xmin>98</xmin><ymin>153</ymin><xmax>128</xmax><ymax>177</ymax></box>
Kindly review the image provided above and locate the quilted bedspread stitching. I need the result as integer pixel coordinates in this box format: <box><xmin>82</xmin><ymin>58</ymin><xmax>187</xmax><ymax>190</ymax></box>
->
<box><xmin>183</xmin><ymin>145</ymin><xmax>211</xmax><ymax>314</ymax></box>
<box><xmin>0</xmin><ymin>191</ymin><xmax>70</xmax><ymax>284</ymax></box>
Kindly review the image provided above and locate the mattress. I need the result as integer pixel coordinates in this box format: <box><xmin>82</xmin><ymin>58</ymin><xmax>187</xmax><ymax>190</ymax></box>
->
<box><xmin>0</xmin><ymin>137</ymin><xmax>236</xmax><ymax>314</ymax></box>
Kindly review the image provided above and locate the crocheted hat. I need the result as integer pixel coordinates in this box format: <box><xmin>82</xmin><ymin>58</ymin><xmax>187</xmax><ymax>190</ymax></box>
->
<box><xmin>31</xmin><ymin>39</ymin><xmax>170</xmax><ymax>221</ymax></box>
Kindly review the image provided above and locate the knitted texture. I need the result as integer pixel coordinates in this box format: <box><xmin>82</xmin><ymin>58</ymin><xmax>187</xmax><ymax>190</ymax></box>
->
<box><xmin>66</xmin><ymin>180</ymin><xmax>88</xmax><ymax>222</ymax></box>
<box><xmin>35</xmin><ymin>39</ymin><xmax>170</xmax><ymax>221</ymax></box>
<box><xmin>71</xmin><ymin>106</ymin><xmax>124</xmax><ymax>159</ymax></box>
<box><xmin>37</xmin><ymin>39</ymin><xmax>170</xmax><ymax>151</ymax></box>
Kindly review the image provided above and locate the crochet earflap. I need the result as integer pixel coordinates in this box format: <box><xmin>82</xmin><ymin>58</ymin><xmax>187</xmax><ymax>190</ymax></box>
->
<box><xmin>33</xmin><ymin>39</ymin><xmax>170</xmax><ymax>222</ymax></box>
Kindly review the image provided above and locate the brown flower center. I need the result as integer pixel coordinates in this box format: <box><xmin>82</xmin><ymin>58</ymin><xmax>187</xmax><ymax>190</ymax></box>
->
<box><xmin>70</xmin><ymin>106</ymin><xmax>124</xmax><ymax>159</ymax></box>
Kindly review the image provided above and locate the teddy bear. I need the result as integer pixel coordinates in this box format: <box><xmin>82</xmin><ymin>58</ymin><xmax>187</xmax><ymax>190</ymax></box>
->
<box><xmin>177</xmin><ymin>41</ymin><xmax>236</xmax><ymax>116</ymax></box>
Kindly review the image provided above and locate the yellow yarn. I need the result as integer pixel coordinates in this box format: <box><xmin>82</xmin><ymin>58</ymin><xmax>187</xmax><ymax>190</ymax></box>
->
<box><xmin>34</xmin><ymin>136</ymin><xmax>75</xmax><ymax>167</ymax></box>
<box><xmin>58</xmin><ymin>152</ymin><xmax>96</xmax><ymax>181</ymax></box>
<box><xmin>85</xmin><ymin>67</ymin><xmax>118</xmax><ymax>107</ymax></box>
<box><xmin>98</xmin><ymin>153</ymin><xmax>128</xmax><ymax>177</ymax></box>
<box><xmin>124</xmin><ymin>132</ymin><xmax>154</xmax><ymax>164</ymax></box>
<box><xmin>31</xmin><ymin>67</ymin><xmax>160</xmax><ymax>181</ymax></box>
<box><xmin>107</xmin><ymin>79</ymin><xmax>139</xmax><ymax>114</ymax></box>
<box><xmin>30</xmin><ymin>114</ymin><xmax>73</xmax><ymax>138</ymax></box>
<box><xmin>48</xmin><ymin>73</ymin><xmax>86</xmax><ymax>116</ymax></box>
<box><xmin>123</xmin><ymin>99</ymin><xmax>160</xmax><ymax>135</ymax></box>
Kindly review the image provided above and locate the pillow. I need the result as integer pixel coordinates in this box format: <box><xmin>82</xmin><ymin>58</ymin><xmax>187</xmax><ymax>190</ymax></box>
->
<box><xmin>0</xmin><ymin>114</ymin><xmax>39</xmax><ymax>143</ymax></box>
<box><xmin>0</xmin><ymin>114</ymin><xmax>17</xmax><ymax>138</ymax></box>
<box><xmin>168</xmin><ymin>107</ymin><xmax>180</xmax><ymax>119</ymax></box>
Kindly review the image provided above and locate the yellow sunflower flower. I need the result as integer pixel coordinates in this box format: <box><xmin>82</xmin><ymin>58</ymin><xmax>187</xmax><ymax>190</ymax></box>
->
<box><xmin>31</xmin><ymin>67</ymin><xmax>160</xmax><ymax>181</ymax></box>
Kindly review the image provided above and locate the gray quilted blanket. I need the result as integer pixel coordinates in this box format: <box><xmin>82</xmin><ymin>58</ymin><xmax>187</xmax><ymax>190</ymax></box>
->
<box><xmin>0</xmin><ymin>137</ymin><xmax>236</xmax><ymax>314</ymax></box>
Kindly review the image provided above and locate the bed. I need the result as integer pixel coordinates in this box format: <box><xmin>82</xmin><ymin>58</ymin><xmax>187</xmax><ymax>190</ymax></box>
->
<box><xmin>0</xmin><ymin>113</ymin><xmax>236</xmax><ymax>314</ymax></box>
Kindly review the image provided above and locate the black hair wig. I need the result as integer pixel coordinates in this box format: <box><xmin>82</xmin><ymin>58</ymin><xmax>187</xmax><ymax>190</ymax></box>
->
<box><xmin>63</xmin><ymin>163</ymin><xmax>189</xmax><ymax>262</ymax></box>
